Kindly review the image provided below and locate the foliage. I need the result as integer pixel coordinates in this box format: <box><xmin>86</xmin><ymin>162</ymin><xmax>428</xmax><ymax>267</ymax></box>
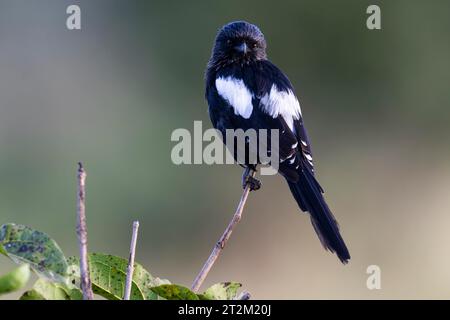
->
<box><xmin>199</xmin><ymin>282</ymin><xmax>242</xmax><ymax>300</ymax></box>
<box><xmin>0</xmin><ymin>223</ymin><xmax>68</xmax><ymax>283</ymax></box>
<box><xmin>67</xmin><ymin>253</ymin><xmax>158</xmax><ymax>300</ymax></box>
<box><xmin>0</xmin><ymin>223</ymin><xmax>246</xmax><ymax>300</ymax></box>
<box><xmin>0</xmin><ymin>264</ymin><xmax>30</xmax><ymax>296</ymax></box>
<box><xmin>20</xmin><ymin>279</ymin><xmax>82</xmax><ymax>300</ymax></box>
<box><xmin>150</xmin><ymin>284</ymin><xmax>199</xmax><ymax>300</ymax></box>
<box><xmin>151</xmin><ymin>282</ymin><xmax>242</xmax><ymax>300</ymax></box>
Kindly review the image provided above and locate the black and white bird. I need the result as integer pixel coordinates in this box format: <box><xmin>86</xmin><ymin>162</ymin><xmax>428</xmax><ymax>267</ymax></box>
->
<box><xmin>205</xmin><ymin>21</ymin><xmax>350</xmax><ymax>263</ymax></box>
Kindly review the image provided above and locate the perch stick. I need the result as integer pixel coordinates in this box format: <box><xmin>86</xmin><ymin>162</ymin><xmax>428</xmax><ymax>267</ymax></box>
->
<box><xmin>191</xmin><ymin>169</ymin><xmax>255</xmax><ymax>292</ymax></box>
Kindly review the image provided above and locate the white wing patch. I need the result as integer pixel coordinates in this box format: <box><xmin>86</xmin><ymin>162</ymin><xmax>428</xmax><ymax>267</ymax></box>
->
<box><xmin>303</xmin><ymin>150</ymin><xmax>314</xmax><ymax>168</ymax></box>
<box><xmin>260</xmin><ymin>84</ymin><xmax>302</xmax><ymax>132</ymax></box>
<box><xmin>215</xmin><ymin>76</ymin><xmax>254</xmax><ymax>119</ymax></box>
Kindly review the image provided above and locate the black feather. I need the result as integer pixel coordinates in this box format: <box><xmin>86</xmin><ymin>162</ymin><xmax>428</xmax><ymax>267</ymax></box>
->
<box><xmin>288</xmin><ymin>163</ymin><xmax>350</xmax><ymax>263</ymax></box>
<box><xmin>206</xmin><ymin>21</ymin><xmax>351</xmax><ymax>264</ymax></box>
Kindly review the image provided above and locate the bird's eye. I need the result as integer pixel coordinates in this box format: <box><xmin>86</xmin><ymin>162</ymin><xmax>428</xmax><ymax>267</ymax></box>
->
<box><xmin>252</xmin><ymin>43</ymin><xmax>258</xmax><ymax>49</ymax></box>
<box><xmin>226</xmin><ymin>40</ymin><xmax>232</xmax><ymax>46</ymax></box>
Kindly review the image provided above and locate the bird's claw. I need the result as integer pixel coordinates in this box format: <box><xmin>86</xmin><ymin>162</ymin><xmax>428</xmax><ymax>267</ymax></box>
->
<box><xmin>242</xmin><ymin>168</ymin><xmax>261</xmax><ymax>191</ymax></box>
<box><xmin>245</xmin><ymin>175</ymin><xmax>261</xmax><ymax>191</ymax></box>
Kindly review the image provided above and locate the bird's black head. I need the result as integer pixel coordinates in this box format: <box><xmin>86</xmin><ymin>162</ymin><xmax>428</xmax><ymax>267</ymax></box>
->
<box><xmin>209</xmin><ymin>21</ymin><xmax>267</xmax><ymax>69</ymax></box>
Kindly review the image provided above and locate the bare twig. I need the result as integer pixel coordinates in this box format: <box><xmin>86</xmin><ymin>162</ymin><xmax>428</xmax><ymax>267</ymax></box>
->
<box><xmin>76</xmin><ymin>162</ymin><xmax>94</xmax><ymax>300</ymax></box>
<box><xmin>191</xmin><ymin>169</ymin><xmax>255</xmax><ymax>293</ymax></box>
<box><xmin>123</xmin><ymin>221</ymin><xmax>140</xmax><ymax>300</ymax></box>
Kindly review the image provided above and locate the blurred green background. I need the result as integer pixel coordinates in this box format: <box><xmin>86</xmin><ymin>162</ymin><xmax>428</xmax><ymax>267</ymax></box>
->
<box><xmin>1</xmin><ymin>0</ymin><xmax>450</xmax><ymax>299</ymax></box>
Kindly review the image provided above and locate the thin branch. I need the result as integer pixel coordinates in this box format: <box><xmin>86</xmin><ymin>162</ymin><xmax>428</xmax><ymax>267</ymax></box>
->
<box><xmin>123</xmin><ymin>221</ymin><xmax>140</xmax><ymax>300</ymax></box>
<box><xmin>76</xmin><ymin>162</ymin><xmax>94</xmax><ymax>300</ymax></box>
<box><xmin>191</xmin><ymin>169</ymin><xmax>255</xmax><ymax>293</ymax></box>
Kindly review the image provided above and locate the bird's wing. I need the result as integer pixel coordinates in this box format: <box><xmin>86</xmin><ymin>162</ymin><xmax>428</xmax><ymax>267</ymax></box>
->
<box><xmin>206</xmin><ymin>78</ymin><xmax>238</xmax><ymax>145</ymax></box>
<box><xmin>293</xmin><ymin>118</ymin><xmax>315</xmax><ymax>174</ymax></box>
<box><xmin>255</xmin><ymin>61</ymin><xmax>315</xmax><ymax>180</ymax></box>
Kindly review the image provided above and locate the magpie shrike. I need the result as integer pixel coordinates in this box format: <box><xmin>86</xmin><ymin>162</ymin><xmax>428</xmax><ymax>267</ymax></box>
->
<box><xmin>205</xmin><ymin>21</ymin><xmax>350</xmax><ymax>263</ymax></box>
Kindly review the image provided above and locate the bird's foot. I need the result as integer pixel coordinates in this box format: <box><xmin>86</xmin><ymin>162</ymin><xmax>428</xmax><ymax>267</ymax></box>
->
<box><xmin>245</xmin><ymin>176</ymin><xmax>261</xmax><ymax>191</ymax></box>
<box><xmin>242</xmin><ymin>168</ymin><xmax>261</xmax><ymax>191</ymax></box>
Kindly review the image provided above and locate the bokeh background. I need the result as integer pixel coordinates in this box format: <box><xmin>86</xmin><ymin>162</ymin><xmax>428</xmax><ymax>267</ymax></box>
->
<box><xmin>1</xmin><ymin>0</ymin><xmax>450</xmax><ymax>299</ymax></box>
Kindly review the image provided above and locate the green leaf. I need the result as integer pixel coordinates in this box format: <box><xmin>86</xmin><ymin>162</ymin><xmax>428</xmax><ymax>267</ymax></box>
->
<box><xmin>0</xmin><ymin>244</ymin><xmax>7</xmax><ymax>256</ymax></box>
<box><xmin>200</xmin><ymin>282</ymin><xmax>242</xmax><ymax>300</ymax></box>
<box><xmin>0</xmin><ymin>264</ymin><xmax>31</xmax><ymax>295</ymax></box>
<box><xmin>20</xmin><ymin>279</ymin><xmax>82</xmax><ymax>300</ymax></box>
<box><xmin>150</xmin><ymin>284</ymin><xmax>199</xmax><ymax>300</ymax></box>
<box><xmin>150</xmin><ymin>277</ymin><xmax>171</xmax><ymax>286</ymax></box>
<box><xmin>0</xmin><ymin>223</ymin><xmax>68</xmax><ymax>283</ymax></box>
<box><xmin>67</xmin><ymin>253</ymin><xmax>157</xmax><ymax>300</ymax></box>
<box><xmin>19</xmin><ymin>289</ymin><xmax>44</xmax><ymax>300</ymax></box>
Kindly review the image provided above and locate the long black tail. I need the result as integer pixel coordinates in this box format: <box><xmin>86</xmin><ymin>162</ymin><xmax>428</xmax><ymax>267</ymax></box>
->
<box><xmin>287</xmin><ymin>168</ymin><xmax>350</xmax><ymax>264</ymax></box>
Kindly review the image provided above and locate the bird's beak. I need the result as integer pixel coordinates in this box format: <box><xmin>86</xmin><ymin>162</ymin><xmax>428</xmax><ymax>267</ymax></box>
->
<box><xmin>235</xmin><ymin>42</ymin><xmax>248</xmax><ymax>55</ymax></box>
